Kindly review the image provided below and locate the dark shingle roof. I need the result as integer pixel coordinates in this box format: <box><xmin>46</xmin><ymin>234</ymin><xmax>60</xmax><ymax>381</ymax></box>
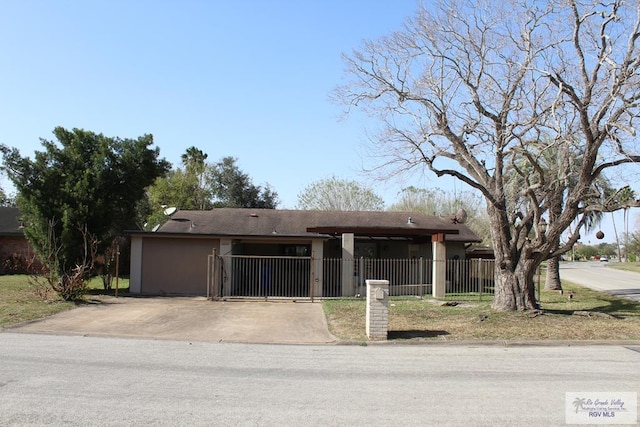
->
<box><xmin>156</xmin><ymin>209</ymin><xmax>481</xmax><ymax>243</ymax></box>
<box><xmin>0</xmin><ymin>207</ymin><xmax>24</xmax><ymax>236</ymax></box>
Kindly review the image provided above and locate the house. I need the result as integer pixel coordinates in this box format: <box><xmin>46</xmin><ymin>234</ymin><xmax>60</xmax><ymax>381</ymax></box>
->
<box><xmin>129</xmin><ymin>208</ymin><xmax>482</xmax><ymax>298</ymax></box>
<box><xmin>0</xmin><ymin>207</ymin><xmax>39</xmax><ymax>274</ymax></box>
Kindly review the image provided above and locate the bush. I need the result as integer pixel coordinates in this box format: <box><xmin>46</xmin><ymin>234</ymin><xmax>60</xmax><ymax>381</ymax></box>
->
<box><xmin>1</xmin><ymin>253</ymin><xmax>44</xmax><ymax>275</ymax></box>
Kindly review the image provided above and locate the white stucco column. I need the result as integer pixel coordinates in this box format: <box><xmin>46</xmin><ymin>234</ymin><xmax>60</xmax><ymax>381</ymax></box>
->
<box><xmin>220</xmin><ymin>239</ymin><xmax>232</xmax><ymax>297</ymax></box>
<box><xmin>311</xmin><ymin>239</ymin><xmax>324</xmax><ymax>298</ymax></box>
<box><xmin>341</xmin><ymin>233</ymin><xmax>355</xmax><ymax>297</ymax></box>
<box><xmin>432</xmin><ymin>233</ymin><xmax>446</xmax><ymax>298</ymax></box>
<box><xmin>129</xmin><ymin>236</ymin><xmax>142</xmax><ymax>294</ymax></box>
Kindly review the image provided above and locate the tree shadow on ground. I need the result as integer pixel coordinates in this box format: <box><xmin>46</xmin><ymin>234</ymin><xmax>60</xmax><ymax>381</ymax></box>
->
<box><xmin>388</xmin><ymin>330</ymin><xmax>450</xmax><ymax>340</ymax></box>
<box><xmin>542</xmin><ymin>296</ymin><xmax>640</xmax><ymax>318</ymax></box>
<box><xmin>85</xmin><ymin>288</ymin><xmax>130</xmax><ymax>296</ymax></box>
<box><xmin>78</xmin><ymin>288</ymin><xmax>132</xmax><ymax>306</ymax></box>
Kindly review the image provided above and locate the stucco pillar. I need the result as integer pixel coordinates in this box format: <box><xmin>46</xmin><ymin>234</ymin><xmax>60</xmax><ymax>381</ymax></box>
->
<box><xmin>311</xmin><ymin>239</ymin><xmax>324</xmax><ymax>298</ymax></box>
<box><xmin>366</xmin><ymin>279</ymin><xmax>389</xmax><ymax>340</ymax></box>
<box><xmin>432</xmin><ymin>233</ymin><xmax>446</xmax><ymax>298</ymax></box>
<box><xmin>129</xmin><ymin>236</ymin><xmax>142</xmax><ymax>294</ymax></box>
<box><xmin>220</xmin><ymin>239</ymin><xmax>232</xmax><ymax>297</ymax></box>
<box><xmin>341</xmin><ymin>233</ymin><xmax>355</xmax><ymax>297</ymax></box>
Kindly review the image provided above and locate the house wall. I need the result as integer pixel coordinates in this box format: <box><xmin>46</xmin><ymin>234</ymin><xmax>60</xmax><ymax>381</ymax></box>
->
<box><xmin>446</xmin><ymin>242</ymin><xmax>467</xmax><ymax>260</ymax></box>
<box><xmin>140</xmin><ymin>237</ymin><xmax>220</xmax><ymax>295</ymax></box>
<box><xmin>132</xmin><ymin>234</ymin><xmax>474</xmax><ymax>297</ymax></box>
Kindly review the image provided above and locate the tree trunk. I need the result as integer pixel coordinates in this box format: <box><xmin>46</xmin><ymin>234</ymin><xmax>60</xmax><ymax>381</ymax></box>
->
<box><xmin>544</xmin><ymin>255</ymin><xmax>562</xmax><ymax>291</ymax></box>
<box><xmin>486</xmin><ymin>203</ymin><xmax>540</xmax><ymax>311</ymax></box>
<box><xmin>491</xmin><ymin>257</ymin><xmax>539</xmax><ymax>311</ymax></box>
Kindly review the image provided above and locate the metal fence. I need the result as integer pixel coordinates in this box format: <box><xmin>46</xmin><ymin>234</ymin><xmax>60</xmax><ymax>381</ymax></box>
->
<box><xmin>210</xmin><ymin>255</ymin><xmax>312</xmax><ymax>299</ymax></box>
<box><xmin>210</xmin><ymin>255</ymin><xmax>495</xmax><ymax>300</ymax></box>
<box><xmin>443</xmin><ymin>258</ymin><xmax>495</xmax><ymax>297</ymax></box>
<box><xmin>321</xmin><ymin>257</ymin><xmax>433</xmax><ymax>297</ymax></box>
<box><xmin>323</xmin><ymin>258</ymin><xmax>495</xmax><ymax>298</ymax></box>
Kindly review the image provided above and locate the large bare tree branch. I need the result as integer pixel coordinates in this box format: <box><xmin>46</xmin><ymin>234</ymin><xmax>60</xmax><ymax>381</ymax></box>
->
<box><xmin>336</xmin><ymin>0</ymin><xmax>640</xmax><ymax>311</ymax></box>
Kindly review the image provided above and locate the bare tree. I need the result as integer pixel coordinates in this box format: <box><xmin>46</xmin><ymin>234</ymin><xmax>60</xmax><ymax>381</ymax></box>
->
<box><xmin>388</xmin><ymin>186</ymin><xmax>491</xmax><ymax>244</ymax></box>
<box><xmin>336</xmin><ymin>0</ymin><xmax>640</xmax><ymax>310</ymax></box>
<box><xmin>296</xmin><ymin>176</ymin><xmax>385</xmax><ymax>211</ymax></box>
<box><xmin>31</xmin><ymin>221</ymin><xmax>98</xmax><ymax>301</ymax></box>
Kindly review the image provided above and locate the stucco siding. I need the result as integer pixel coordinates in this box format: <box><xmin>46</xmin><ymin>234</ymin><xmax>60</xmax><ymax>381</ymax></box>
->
<box><xmin>141</xmin><ymin>237</ymin><xmax>219</xmax><ymax>295</ymax></box>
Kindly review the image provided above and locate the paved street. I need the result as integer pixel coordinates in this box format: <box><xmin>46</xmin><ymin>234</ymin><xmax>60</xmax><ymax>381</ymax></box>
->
<box><xmin>559</xmin><ymin>261</ymin><xmax>640</xmax><ymax>302</ymax></box>
<box><xmin>0</xmin><ymin>333</ymin><xmax>638</xmax><ymax>426</ymax></box>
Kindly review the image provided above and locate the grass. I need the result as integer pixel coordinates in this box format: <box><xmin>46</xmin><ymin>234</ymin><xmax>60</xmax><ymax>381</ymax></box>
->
<box><xmin>322</xmin><ymin>282</ymin><xmax>640</xmax><ymax>342</ymax></box>
<box><xmin>0</xmin><ymin>275</ymin><xmax>74</xmax><ymax>327</ymax></box>
<box><xmin>0</xmin><ymin>275</ymin><xmax>129</xmax><ymax>328</ymax></box>
<box><xmin>607</xmin><ymin>262</ymin><xmax>640</xmax><ymax>273</ymax></box>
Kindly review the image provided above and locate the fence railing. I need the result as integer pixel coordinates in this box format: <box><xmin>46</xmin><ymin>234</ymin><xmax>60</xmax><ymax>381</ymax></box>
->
<box><xmin>215</xmin><ymin>255</ymin><xmax>312</xmax><ymax>299</ymax></box>
<box><xmin>212</xmin><ymin>255</ymin><xmax>495</xmax><ymax>299</ymax></box>
<box><xmin>322</xmin><ymin>258</ymin><xmax>495</xmax><ymax>298</ymax></box>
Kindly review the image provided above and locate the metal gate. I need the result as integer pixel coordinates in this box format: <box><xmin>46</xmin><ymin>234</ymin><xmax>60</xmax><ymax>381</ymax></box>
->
<box><xmin>208</xmin><ymin>254</ymin><xmax>314</xmax><ymax>300</ymax></box>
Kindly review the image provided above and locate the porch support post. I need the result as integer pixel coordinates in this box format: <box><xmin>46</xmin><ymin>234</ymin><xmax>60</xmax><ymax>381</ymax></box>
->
<box><xmin>220</xmin><ymin>239</ymin><xmax>233</xmax><ymax>297</ymax></box>
<box><xmin>432</xmin><ymin>233</ymin><xmax>446</xmax><ymax>298</ymax></box>
<box><xmin>311</xmin><ymin>239</ymin><xmax>324</xmax><ymax>298</ymax></box>
<box><xmin>341</xmin><ymin>233</ymin><xmax>355</xmax><ymax>297</ymax></box>
<box><xmin>129</xmin><ymin>236</ymin><xmax>142</xmax><ymax>294</ymax></box>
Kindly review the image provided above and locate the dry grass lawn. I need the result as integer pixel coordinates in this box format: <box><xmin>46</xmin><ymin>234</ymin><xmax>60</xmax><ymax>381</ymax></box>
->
<box><xmin>0</xmin><ymin>275</ymin><xmax>129</xmax><ymax>327</ymax></box>
<box><xmin>322</xmin><ymin>282</ymin><xmax>640</xmax><ymax>342</ymax></box>
<box><xmin>0</xmin><ymin>275</ymin><xmax>74</xmax><ymax>327</ymax></box>
<box><xmin>608</xmin><ymin>262</ymin><xmax>640</xmax><ymax>274</ymax></box>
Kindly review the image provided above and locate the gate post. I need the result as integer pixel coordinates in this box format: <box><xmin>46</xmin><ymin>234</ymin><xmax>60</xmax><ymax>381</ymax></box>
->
<box><xmin>366</xmin><ymin>279</ymin><xmax>389</xmax><ymax>340</ymax></box>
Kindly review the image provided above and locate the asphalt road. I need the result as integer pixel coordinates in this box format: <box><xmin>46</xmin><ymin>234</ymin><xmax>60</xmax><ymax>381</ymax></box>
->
<box><xmin>1</xmin><ymin>333</ymin><xmax>639</xmax><ymax>426</ymax></box>
<box><xmin>559</xmin><ymin>261</ymin><xmax>640</xmax><ymax>302</ymax></box>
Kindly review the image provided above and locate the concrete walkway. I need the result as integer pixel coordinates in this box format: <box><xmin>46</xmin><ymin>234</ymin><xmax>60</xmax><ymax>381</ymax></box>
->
<box><xmin>7</xmin><ymin>296</ymin><xmax>338</xmax><ymax>344</ymax></box>
<box><xmin>559</xmin><ymin>261</ymin><xmax>640</xmax><ymax>302</ymax></box>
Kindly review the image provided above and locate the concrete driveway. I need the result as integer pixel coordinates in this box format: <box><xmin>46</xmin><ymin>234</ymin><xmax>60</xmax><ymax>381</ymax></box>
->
<box><xmin>8</xmin><ymin>296</ymin><xmax>338</xmax><ymax>344</ymax></box>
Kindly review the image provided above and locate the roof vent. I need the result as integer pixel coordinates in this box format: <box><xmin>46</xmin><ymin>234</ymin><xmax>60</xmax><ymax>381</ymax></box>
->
<box><xmin>407</xmin><ymin>216</ymin><xmax>413</xmax><ymax>224</ymax></box>
<box><xmin>250</xmin><ymin>213</ymin><xmax>259</xmax><ymax>218</ymax></box>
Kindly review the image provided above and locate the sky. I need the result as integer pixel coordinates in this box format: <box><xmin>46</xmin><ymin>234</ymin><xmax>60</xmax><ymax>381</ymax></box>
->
<box><xmin>0</xmin><ymin>0</ymin><xmax>423</xmax><ymax>206</ymax></box>
<box><xmin>0</xmin><ymin>0</ymin><xmax>635</xmax><ymax>245</ymax></box>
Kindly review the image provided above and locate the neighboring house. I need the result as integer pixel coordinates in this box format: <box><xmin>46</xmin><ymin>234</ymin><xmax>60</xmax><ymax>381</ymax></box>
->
<box><xmin>0</xmin><ymin>207</ymin><xmax>39</xmax><ymax>274</ymax></box>
<box><xmin>129</xmin><ymin>208</ymin><xmax>482</xmax><ymax>298</ymax></box>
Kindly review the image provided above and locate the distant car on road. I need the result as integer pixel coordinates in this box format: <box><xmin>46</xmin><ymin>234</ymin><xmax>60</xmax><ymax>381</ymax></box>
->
<box><xmin>600</xmin><ymin>256</ymin><xmax>609</xmax><ymax>262</ymax></box>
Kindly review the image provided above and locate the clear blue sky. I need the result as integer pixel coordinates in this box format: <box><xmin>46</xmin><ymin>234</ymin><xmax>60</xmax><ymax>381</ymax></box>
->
<box><xmin>0</xmin><ymin>0</ymin><xmax>426</xmax><ymax>208</ymax></box>
<box><xmin>0</xmin><ymin>0</ymin><xmax>633</xmax><ymax>244</ymax></box>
